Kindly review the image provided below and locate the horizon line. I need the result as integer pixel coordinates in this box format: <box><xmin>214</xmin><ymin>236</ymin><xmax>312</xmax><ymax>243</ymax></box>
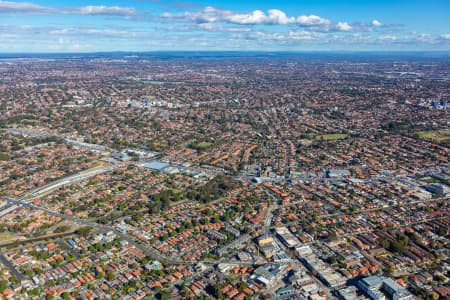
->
<box><xmin>1</xmin><ymin>50</ymin><xmax>450</xmax><ymax>55</ymax></box>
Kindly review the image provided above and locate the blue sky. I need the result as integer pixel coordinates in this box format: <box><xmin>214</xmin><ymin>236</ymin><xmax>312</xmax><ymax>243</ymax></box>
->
<box><xmin>0</xmin><ymin>0</ymin><xmax>449</xmax><ymax>52</ymax></box>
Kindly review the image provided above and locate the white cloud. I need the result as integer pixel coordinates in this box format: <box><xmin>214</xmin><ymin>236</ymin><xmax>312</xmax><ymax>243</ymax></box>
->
<box><xmin>0</xmin><ymin>1</ymin><xmax>139</xmax><ymax>16</ymax></box>
<box><xmin>160</xmin><ymin>6</ymin><xmax>332</xmax><ymax>27</ymax></box>
<box><xmin>239</xmin><ymin>30</ymin><xmax>324</xmax><ymax>43</ymax></box>
<box><xmin>296</xmin><ymin>15</ymin><xmax>330</xmax><ymax>26</ymax></box>
<box><xmin>440</xmin><ymin>34</ymin><xmax>450</xmax><ymax>40</ymax></box>
<box><xmin>0</xmin><ymin>33</ymin><xmax>17</xmax><ymax>38</ymax></box>
<box><xmin>227</xmin><ymin>9</ymin><xmax>296</xmax><ymax>25</ymax></box>
<box><xmin>49</xmin><ymin>27</ymin><xmax>144</xmax><ymax>38</ymax></box>
<box><xmin>50</xmin><ymin>28</ymin><xmax>69</xmax><ymax>35</ymax></box>
<box><xmin>0</xmin><ymin>0</ymin><xmax>52</xmax><ymax>14</ymax></box>
<box><xmin>371</xmin><ymin>20</ymin><xmax>383</xmax><ymax>27</ymax></box>
<box><xmin>416</xmin><ymin>33</ymin><xmax>431</xmax><ymax>41</ymax></box>
<box><xmin>336</xmin><ymin>22</ymin><xmax>352</xmax><ymax>32</ymax></box>
<box><xmin>83</xmin><ymin>29</ymin><xmax>141</xmax><ymax>37</ymax></box>
<box><xmin>157</xmin><ymin>7</ymin><xmax>404</xmax><ymax>34</ymax></box>
<box><xmin>48</xmin><ymin>40</ymin><xmax>90</xmax><ymax>51</ymax></box>
<box><xmin>195</xmin><ymin>23</ymin><xmax>251</xmax><ymax>32</ymax></box>
<box><xmin>379</xmin><ymin>35</ymin><xmax>397</xmax><ymax>41</ymax></box>
<box><xmin>73</xmin><ymin>6</ymin><xmax>139</xmax><ymax>16</ymax></box>
<box><xmin>226</xmin><ymin>9</ymin><xmax>272</xmax><ymax>25</ymax></box>
<box><xmin>288</xmin><ymin>31</ymin><xmax>316</xmax><ymax>40</ymax></box>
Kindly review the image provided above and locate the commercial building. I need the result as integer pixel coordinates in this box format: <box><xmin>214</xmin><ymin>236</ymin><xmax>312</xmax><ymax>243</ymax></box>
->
<box><xmin>382</xmin><ymin>278</ymin><xmax>413</xmax><ymax>300</ymax></box>
<box><xmin>273</xmin><ymin>252</ymin><xmax>291</xmax><ymax>263</ymax></box>
<box><xmin>357</xmin><ymin>276</ymin><xmax>412</xmax><ymax>300</ymax></box>
<box><xmin>275</xmin><ymin>227</ymin><xmax>300</xmax><ymax>248</ymax></box>
<box><xmin>143</xmin><ymin>160</ymin><xmax>171</xmax><ymax>171</ymax></box>
<box><xmin>358</xmin><ymin>275</ymin><xmax>386</xmax><ymax>300</ymax></box>
<box><xmin>326</xmin><ymin>169</ymin><xmax>351</xmax><ymax>178</ymax></box>
<box><xmin>425</xmin><ymin>183</ymin><xmax>449</xmax><ymax>196</ymax></box>
<box><xmin>302</xmin><ymin>255</ymin><xmax>346</xmax><ymax>288</ymax></box>
<box><xmin>257</xmin><ymin>233</ymin><xmax>274</xmax><ymax>246</ymax></box>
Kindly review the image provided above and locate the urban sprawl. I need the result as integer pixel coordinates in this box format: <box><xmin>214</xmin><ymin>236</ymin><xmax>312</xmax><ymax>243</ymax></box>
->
<box><xmin>0</xmin><ymin>53</ymin><xmax>448</xmax><ymax>300</ymax></box>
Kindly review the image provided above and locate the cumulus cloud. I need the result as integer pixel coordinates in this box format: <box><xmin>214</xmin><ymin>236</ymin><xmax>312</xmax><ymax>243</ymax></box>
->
<box><xmin>440</xmin><ymin>34</ymin><xmax>450</xmax><ymax>40</ymax></box>
<box><xmin>0</xmin><ymin>2</ymin><xmax>375</xmax><ymax>34</ymax></box>
<box><xmin>371</xmin><ymin>20</ymin><xmax>383</xmax><ymax>27</ymax></box>
<box><xmin>296</xmin><ymin>15</ymin><xmax>330</xmax><ymax>26</ymax></box>
<box><xmin>227</xmin><ymin>9</ymin><xmax>293</xmax><ymax>25</ymax></box>
<box><xmin>370</xmin><ymin>19</ymin><xmax>404</xmax><ymax>30</ymax></box>
<box><xmin>4</xmin><ymin>1</ymin><xmax>431</xmax><ymax>50</ymax></box>
<box><xmin>336</xmin><ymin>22</ymin><xmax>352</xmax><ymax>32</ymax></box>
<box><xmin>160</xmin><ymin>6</ymin><xmax>331</xmax><ymax>27</ymax></box>
<box><xmin>159</xmin><ymin>7</ymin><xmax>404</xmax><ymax>34</ymax></box>
<box><xmin>157</xmin><ymin>6</ymin><xmax>370</xmax><ymax>34</ymax></box>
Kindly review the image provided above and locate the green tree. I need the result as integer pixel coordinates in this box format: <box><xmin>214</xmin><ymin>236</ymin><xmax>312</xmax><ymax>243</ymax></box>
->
<box><xmin>0</xmin><ymin>280</ymin><xmax>7</xmax><ymax>292</ymax></box>
<box><xmin>159</xmin><ymin>291</ymin><xmax>172</xmax><ymax>300</ymax></box>
<box><xmin>75</xmin><ymin>226</ymin><xmax>92</xmax><ymax>237</ymax></box>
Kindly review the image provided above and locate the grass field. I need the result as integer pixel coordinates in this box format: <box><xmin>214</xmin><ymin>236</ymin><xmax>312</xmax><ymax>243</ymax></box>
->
<box><xmin>417</xmin><ymin>130</ymin><xmax>450</xmax><ymax>141</ymax></box>
<box><xmin>195</xmin><ymin>142</ymin><xmax>213</xmax><ymax>149</ymax></box>
<box><xmin>315</xmin><ymin>133</ymin><xmax>348</xmax><ymax>141</ymax></box>
<box><xmin>0</xmin><ymin>232</ymin><xmax>22</xmax><ymax>243</ymax></box>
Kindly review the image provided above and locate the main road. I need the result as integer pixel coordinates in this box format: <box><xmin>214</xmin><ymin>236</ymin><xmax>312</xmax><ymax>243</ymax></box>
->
<box><xmin>2</xmin><ymin>196</ymin><xmax>190</xmax><ymax>266</ymax></box>
<box><xmin>3</xmin><ymin>195</ymin><xmax>292</xmax><ymax>268</ymax></box>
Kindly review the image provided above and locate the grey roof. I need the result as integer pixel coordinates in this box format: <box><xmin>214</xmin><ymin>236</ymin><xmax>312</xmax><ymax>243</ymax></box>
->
<box><xmin>361</xmin><ymin>275</ymin><xmax>384</xmax><ymax>287</ymax></box>
<box><xmin>144</xmin><ymin>161</ymin><xmax>170</xmax><ymax>171</ymax></box>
